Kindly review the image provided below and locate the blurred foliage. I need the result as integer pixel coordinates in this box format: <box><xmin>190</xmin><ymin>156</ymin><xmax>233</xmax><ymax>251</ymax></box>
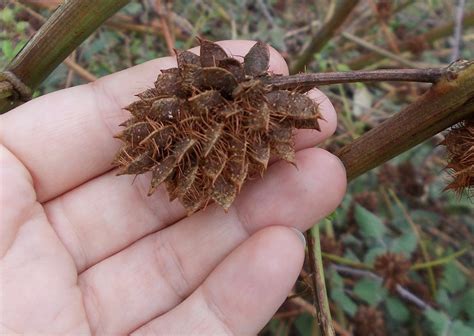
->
<box><xmin>1</xmin><ymin>0</ymin><xmax>473</xmax><ymax>335</ymax></box>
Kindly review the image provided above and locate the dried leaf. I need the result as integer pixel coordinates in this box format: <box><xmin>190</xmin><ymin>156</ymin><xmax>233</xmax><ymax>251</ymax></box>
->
<box><xmin>150</xmin><ymin>97</ymin><xmax>182</xmax><ymax>121</ymax></box>
<box><xmin>219</xmin><ymin>58</ymin><xmax>245</xmax><ymax>82</ymax></box>
<box><xmin>202</xmin><ymin>123</ymin><xmax>224</xmax><ymax>157</ymax></box>
<box><xmin>244</xmin><ymin>41</ymin><xmax>270</xmax><ymax>77</ymax></box>
<box><xmin>118</xmin><ymin>150</ymin><xmax>154</xmax><ymax>175</ymax></box>
<box><xmin>212</xmin><ymin>175</ymin><xmax>237</xmax><ymax>210</ymax></box>
<box><xmin>199</xmin><ymin>39</ymin><xmax>228</xmax><ymax>67</ymax></box>
<box><xmin>115</xmin><ymin>121</ymin><xmax>151</xmax><ymax>144</ymax></box>
<box><xmin>148</xmin><ymin>155</ymin><xmax>176</xmax><ymax>195</ymax></box>
<box><xmin>199</xmin><ymin>67</ymin><xmax>238</xmax><ymax>97</ymax></box>
<box><xmin>176</xmin><ymin>49</ymin><xmax>200</xmax><ymax>67</ymax></box>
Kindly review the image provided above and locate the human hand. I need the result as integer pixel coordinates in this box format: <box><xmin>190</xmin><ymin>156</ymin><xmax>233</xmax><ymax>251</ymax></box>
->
<box><xmin>0</xmin><ymin>40</ymin><xmax>346</xmax><ymax>335</ymax></box>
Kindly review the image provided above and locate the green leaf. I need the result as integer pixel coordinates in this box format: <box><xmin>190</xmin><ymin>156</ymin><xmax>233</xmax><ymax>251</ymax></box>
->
<box><xmin>336</xmin><ymin>63</ymin><xmax>351</xmax><ymax>72</ymax></box>
<box><xmin>294</xmin><ymin>313</ymin><xmax>314</xmax><ymax>335</ymax></box>
<box><xmin>354</xmin><ymin>205</ymin><xmax>386</xmax><ymax>240</ymax></box>
<box><xmin>2</xmin><ymin>40</ymin><xmax>13</xmax><ymax>59</ymax></box>
<box><xmin>450</xmin><ymin>320</ymin><xmax>474</xmax><ymax>336</ymax></box>
<box><xmin>353</xmin><ymin>278</ymin><xmax>386</xmax><ymax>306</ymax></box>
<box><xmin>441</xmin><ymin>262</ymin><xmax>467</xmax><ymax>294</ymax></box>
<box><xmin>389</xmin><ymin>233</ymin><xmax>418</xmax><ymax>257</ymax></box>
<box><xmin>424</xmin><ymin>309</ymin><xmax>450</xmax><ymax>336</ymax></box>
<box><xmin>0</xmin><ymin>8</ymin><xmax>14</xmax><ymax>24</ymax></box>
<box><xmin>363</xmin><ymin>246</ymin><xmax>386</xmax><ymax>264</ymax></box>
<box><xmin>12</xmin><ymin>40</ymin><xmax>27</xmax><ymax>59</ymax></box>
<box><xmin>386</xmin><ymin>297</ymin><xmax>409</xmax><ymax>322</ymax></box>
<box><xmin>331</xmin><ymin>288</ymin><xmax>357</xmax><ymax>316</ymax></box>
<box><xmin>435</xmin><ymin>288</ymin><xmax>451</xmax><ymax>311</ymax></box>
<box><xmin>461</xmin><ymin>288</ymin><xmax>474</xmax><ymax>319</ymax></box>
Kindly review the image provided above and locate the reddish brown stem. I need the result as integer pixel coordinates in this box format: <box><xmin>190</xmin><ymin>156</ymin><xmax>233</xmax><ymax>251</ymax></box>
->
<box><xmin>337</xmin><ymin>60</ymin><xmax>474</xmax><ymax>180</ymax></box>
<box><xmin>264</xmin><ymin>68</ymin><xmax>444</xmax><ymax>91</ymax></box>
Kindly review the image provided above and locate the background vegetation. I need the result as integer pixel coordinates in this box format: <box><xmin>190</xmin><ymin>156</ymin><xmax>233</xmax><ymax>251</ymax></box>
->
<box><xmin>1</xmin><ymin>0</ymin><xmax>473</xmax><ymax>335</ymax></box>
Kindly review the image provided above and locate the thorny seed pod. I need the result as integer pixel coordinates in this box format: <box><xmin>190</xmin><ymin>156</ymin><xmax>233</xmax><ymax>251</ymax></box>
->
<box><xmin>442</xmin><ymin>118</ymin><xmax>474</xmax><ymax>197</ymax></box>
<box><xmin>353</xmin><ymin>306</ymin><xmax>386</xmax><ymax>336</ymax></box>
<box><xmin>374</xmin><ymin>252</ymin><xmax>411</xmax><ymax>292</ymax></box>
<box><xmin>113</xmin><ymin>39</ymin><xmax>321</xmax><ymax>215</ymax></box>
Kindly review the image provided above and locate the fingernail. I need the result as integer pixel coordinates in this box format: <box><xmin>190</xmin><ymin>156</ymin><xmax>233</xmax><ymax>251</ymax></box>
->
<box><xmin>290</xmin><ymin>227</ymin><xmax>306</xmax><ymax>247</ymax></box>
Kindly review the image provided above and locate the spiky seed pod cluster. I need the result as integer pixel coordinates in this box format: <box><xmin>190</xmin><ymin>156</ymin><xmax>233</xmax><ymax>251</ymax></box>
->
<box><xmin>442</xmin><ymin>118</ymin><xmax>474</xmax><ymax>197</ymax></box>
<box><xmin>353</xmin><ymin>306</ymin><xmax>386</xmax><ymax>336</ymax></box>
<box><xmin>113</xmin><ymin>39</ymin><xmax>321</xmax><ymax>214</ymax></box>
<box><xmin>374</xmin><ymin>252</ymin><xmax>411</xmax><ymax>292</ymax></box>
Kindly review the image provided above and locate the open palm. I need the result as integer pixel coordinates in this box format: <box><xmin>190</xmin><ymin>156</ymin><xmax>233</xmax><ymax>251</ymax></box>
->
<box><xmin>0</xmin><ymin>40</ymin><xmax>346</xmax><ymax>335</ymax></box>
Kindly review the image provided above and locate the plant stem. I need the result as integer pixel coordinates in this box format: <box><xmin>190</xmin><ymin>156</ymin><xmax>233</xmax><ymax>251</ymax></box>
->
<box><xmin>388</xmin><ymin>188</ymin><xmax>437</xmax><ymax>294</ymax></box>
<box><xmin>291</xmin><ymin>0</ymin><xmax>360</xmax><ymax>74</ymax></box>
<box><xmin>338</xmin><ymin>60</ymin><xmax>474</xmax><ymax>181</ymax></box>
<box><xmin>342</xmin><ymin>32</ymin><xmax>420</xmax><ymax>68</ymax></box>
<box><xmin>306</xmin><ymin>224</ymin><xmax>336</xmax><ymax>336</ymax></box>
<box><xmin>0</xmin><ymin>0</ymin><xmax>130</xmax><ymax>113</ymax></box>
<box><xmin>411</xmin><ymin>248</ymin><xmax>469</xmax><ymax>270</ymax></box>
<box><xmin>332</xmin><ymin>264</ymin><xmax>431</xmax><ymax>310</ymax></box>
<box><xmin>322</xmin><ymin>252</ymin><xmax>373</xmax><ymax>270</ymax></box>
<box><xmin>264</xmin><ymin>68</ymin><xmax>444</xmax><ymax>90</ymax></box>
<box><xmin>0</xmin><ymin>82</ymin><xmax>13</xmax><ymax>100</ymax></box>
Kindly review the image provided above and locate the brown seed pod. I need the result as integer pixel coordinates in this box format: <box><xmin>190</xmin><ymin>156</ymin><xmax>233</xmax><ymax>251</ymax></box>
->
<box><xmin>353</xmin><ymin>306</ymin><xmax>386</xmax><ymax>336</ymax></box>
<box><xmin>374</xmin><ymin>252</ymin><xmax>411</xmax><ymax>292</ymax></box>
<box><xmin>442</xmin><ymin>118</ymin><xmax>474</xmax><ymax>197</ymax></box>
<box><xmin>113</xmin><ymin>39</ymin><xmax>321</xmax><ymax>215</ymax></box>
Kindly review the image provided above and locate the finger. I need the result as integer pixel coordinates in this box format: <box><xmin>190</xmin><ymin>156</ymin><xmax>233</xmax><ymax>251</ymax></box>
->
<box><xmin>132</xmin><ymin>226</ymin><xmax>305</xmax><ymax>336</ymax></box>
<box><xmin>78</xmin><ymin>148</ymin><xmax>346</xmax><ymax>334</ymax></box>
<box><xmin>0</xmin><ymin>145</ymin><xmax>36</xmax><ymax>257</ymax></box>
<box><xmin>0</xmin><ymin>148</ymin><xmax>89</xmax><ymax>333</ymax></box>
<box><xmin>0</xmin><ymin>40</ymin><xmax>288</xmax><ymax>202</ymax></box>
<box><xmin>294</xmin><ymin>88</ymin><xmax>337</xmax><ymax>149</ymax></box>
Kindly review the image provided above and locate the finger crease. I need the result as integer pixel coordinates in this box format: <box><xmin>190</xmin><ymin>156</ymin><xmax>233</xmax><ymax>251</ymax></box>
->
<box><xmin>200</xmin><ymin>285</ymin><xmax>234</xmax><ymax>336</ymax></box>
<box><xmin>46</xmin><ymin>199</ymin><xmax>89</xmax><ymax>272</ymax></box>
<box><xmin>78</xmin><ymin>278</ymin><xmax>103</xmax><ymax>335</ymax></box>
<box><xmin>153</xmin><ymin>233</ymin><xmax>190</xmax><ymax>302</ymax></box>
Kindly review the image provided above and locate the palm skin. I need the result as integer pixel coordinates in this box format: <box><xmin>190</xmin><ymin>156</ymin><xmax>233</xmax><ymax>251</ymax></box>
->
<box><xmin>0</xmin><ymin>40</ymin><xmax>346</xmax><ymax>335</ymax></box>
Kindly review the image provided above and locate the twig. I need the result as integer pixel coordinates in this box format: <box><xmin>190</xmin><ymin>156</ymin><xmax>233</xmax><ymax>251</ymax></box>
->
<box><xmin>264</xmin><ymin>67</ymin><xmax>444</xmax><ymax>91</ymax></box>
<box><xmin>451</xmin><ymin>0</ymin><xmax>466</xmax><ymax>61</ymax></box>
<box><xmin>322</xmin><ymin>252</ymin><xmax>373</xmax><ymax>270</ymax></box>
<box><xmin>64</xmin><ymin>51</ymin><xmax>76</xmax><ymax>88</ymax></box>
<box><xmin>342</xmin><ymin>32</ymin><xmax>419</xmax><ymax>68</ymax></box>
<box><xmin>411</xmin><ymin>247</ymin><xmax>469</xmax><ymax>270</ymax></box>
<box><xmin>395</xmin><ymin>284</ymin><xmax>430</xmax><ymax>310</ymax></box>
<box><xmin>291</xmin><ymin>0</ymin><xmax>360</xmax><ymax>73</ymax></box>
<box><xmin>63</xmin><ymin>58</ymin><xmax>97</xmax><ymax>82</ymax></box>
<box><xmin>337</xmin><ymin>60</ymin><xmax>474</xmax><ymax>181</ymax></box>
<box><xmin>388</xmin><ymin>188</ymin><xmax>437</xmax><ymax>294</ymax></box>
<box><xmin>367</xmin><ymin>0</ymin><xmax>400</xmax><ymax>53</ymax></box>
<box><xmin>306</xmin><ymin>225</ymin><xmax>335</xmax><ymax>336</ymax></box>
<box><xmin>256</xmin><ymin>0</ymin><xmax>276</xmax><ymax>28</ymax></box>
<box><xmin>0</xmin><ymin>0</ymin><xmax>130</xmax><ymax>113</ymax></box>
<box><xmin>331</xmin><ymin>264</ymin><xmax>431</xmax><ymax>310</ymax></box>
<box><xmin>154</xmin><ymin>0</ymin><xmax>175</xmax><ymax>56</ymax></box>
<box><xmin>348</xmin><ymin>11</ymin><xmax>474</xmax><ymax>70</ymax></box>
<box><xmin>291</xmin><ymin>296</ymin><xmax>350</xmax><ymax>336</ymax></box>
